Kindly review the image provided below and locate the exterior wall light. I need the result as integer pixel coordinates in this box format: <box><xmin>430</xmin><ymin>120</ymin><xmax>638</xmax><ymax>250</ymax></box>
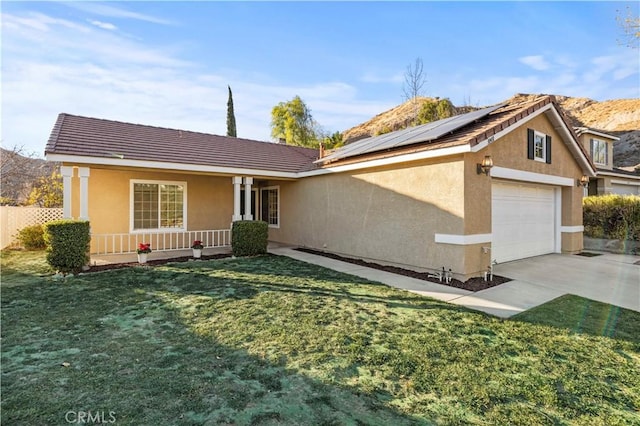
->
<box><xmin>477</xmin><ymin>155</ymin><xmax>494</xmax><ymax>175</ymax></box>
<box><xmin>578</xmin><ymin>175</ymin><xmax>589</xmax><ymax>187</ymax></box>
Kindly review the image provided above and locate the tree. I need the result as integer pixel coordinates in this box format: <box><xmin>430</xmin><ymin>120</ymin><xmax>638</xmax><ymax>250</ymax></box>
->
<box><xmin>416</xmin><ymin>98</ymin><xmax>456</xmax><ymax>125</ymax></box>
<box><xmin>402</xmin><ymin>57</ymin><xmax>427</xmax><ymax>124</ymax></box>
<box><xmin>27</xmin><ymin>169</ymin><xmax>63</xmax><ymax>207</ymax></box>
<box><xmin>270</xmin><ymin>96</ymin><xmax>319</xmax><ymax>147</ymax></box>
<box><xmin>323</xmin><ymin>131</ymin><xmax>344</xmax><ymax>150</ymax></box>
<box><xmin>617</xmin><ymin>6</ymin><xmax>639</xmax><ymax>49</ymax></box>
<box><xmin>226</xmin><ymin>85</ymin><xmax>237</xmax><ymax>137</ymax></box>
<box><xmin>0</xmin><ymin>145</ymin><xmax>45</xmax><ymax>205</ymax></box>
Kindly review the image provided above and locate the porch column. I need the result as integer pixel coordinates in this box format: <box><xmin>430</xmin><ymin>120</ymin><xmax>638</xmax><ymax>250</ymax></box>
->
<box><xmin>243</xmin><ymin>177</ymin><xmax>253</xmax><ymax>220</ymax></box>
<box><xmin>60</xmin><ymin>166</ymin><xmax>74</xmax><ymax>219</ymax></box>
<box><xmin>232</xmin><ymin>176</ymin><xmax>242</xmax><ymax>222</ymax></box>
<box><xmin>78</xmin><ymin>167</ymin><xmax>90</xmax><ymax>221</ymax></box>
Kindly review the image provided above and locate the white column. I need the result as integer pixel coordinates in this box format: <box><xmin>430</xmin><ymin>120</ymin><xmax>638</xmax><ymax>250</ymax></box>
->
<box><xmin>243</xmin><ymin>177</ymin><xmax>253</xmax><ymax>220</ymax></box>
<box><xmin>78</xmin><ymin>167</ymin><xmax>90</xmax><ymax>221</ymax></box>
<box><xmin>60</xmin><ymin>166</ymin><xmax>74</xmax><ymax>219</ymax></box>
<box><xmin>232</xmin><ymin>176</ymin><xmax>242</xmax><ymax>221</ymax></box>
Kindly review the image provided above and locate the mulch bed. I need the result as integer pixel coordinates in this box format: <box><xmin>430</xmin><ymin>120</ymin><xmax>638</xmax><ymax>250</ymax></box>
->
<box><xmin>296</xmin><ymin>248</ymin><xmax>511</xmax><ymax>292</ymax></box>
<box><xmin>575</xmin><ymin>252</ymin><xmax>602</xmax><ymax>257</ymax></box>
<box><xmin>84</xmin><ymin>253</ymin><xmax>232</xmax><ymax>273</ymax></box>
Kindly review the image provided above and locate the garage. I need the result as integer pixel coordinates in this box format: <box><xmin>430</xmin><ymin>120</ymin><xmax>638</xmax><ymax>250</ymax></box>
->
<box><xmin>491</xmin><ymin>180</ymin><xmax>557</xmax><ymax>263</ymax></box>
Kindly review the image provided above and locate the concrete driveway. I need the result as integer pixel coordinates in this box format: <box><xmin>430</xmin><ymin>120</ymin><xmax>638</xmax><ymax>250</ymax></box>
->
<box><xmin>449</xmin><ymin>252</ymin><xmax>640</xmax><ymax>317</ymax></box>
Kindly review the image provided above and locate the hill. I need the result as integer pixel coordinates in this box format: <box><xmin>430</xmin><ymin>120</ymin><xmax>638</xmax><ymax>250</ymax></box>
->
<box><xmin>342</xmin><ymin>94</ymin><xmax>640</xmax><ymax>168</ymax></box>
<box><xmin>0</xmin><ymin>147</ymin><xmax>57</xmax><ymax>205</ymax></box>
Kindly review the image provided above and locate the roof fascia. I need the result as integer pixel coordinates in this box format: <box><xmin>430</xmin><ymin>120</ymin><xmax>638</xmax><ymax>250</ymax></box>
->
<box><xmin>299</xmin><ymin>144</ymin><xmax>471</xmax><ymax>177</ymax></box>
<box><xmin>597</xmin><ymin>170</ymin><xmax>640</xmax><ymax>180</ymax></box>
<box><xmin>471</xmin><ymin>103</ymin><xmax>597</xmax><ymax>177</ymax></box>
<box><xmin>576</xmin><ymin>128</ymin><xmax>620</xmax><ymax>141</ymax></box>
<box><xmin>45</xmin><ymin>153</ymin><xmax>300</xmax><ymax>179</ymax></box>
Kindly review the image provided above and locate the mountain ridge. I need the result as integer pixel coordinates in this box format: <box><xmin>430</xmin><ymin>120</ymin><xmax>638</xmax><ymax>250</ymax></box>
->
<box><xmin>342</xmin><ymin>94</ymin><xmax>640</xmax><ymax>168</ymax></box>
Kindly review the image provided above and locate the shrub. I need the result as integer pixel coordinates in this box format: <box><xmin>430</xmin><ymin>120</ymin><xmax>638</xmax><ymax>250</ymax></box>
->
<box><xmin>583</xmin><ymin>195</ymin><xmax>640</xmax><ymax>241</ymax></box>
<box><xmin>43</xmin><ymin>220</ymin><xmax>91</xmax><ymax>274</ymax></box>
<box><xmin>232</xmin><ymin>221</ymin><xmax>268</xmax><ymax>257</ymax></box>
<box><xmin>17</xmin><ymin>224</ymin><xmax>46</xmax><ymax>250</ymax></box>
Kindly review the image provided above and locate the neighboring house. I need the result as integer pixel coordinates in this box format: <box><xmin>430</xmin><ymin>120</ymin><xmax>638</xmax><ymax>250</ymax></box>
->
<box><xmin>45</xmin><ymin>95</ymin><xmax>595</xmax><ymax>280</ymax></box>
<box><xmin>574</xmin><ymin>127</ymin><xmax>640</xmax><ymax>196</ymax></box>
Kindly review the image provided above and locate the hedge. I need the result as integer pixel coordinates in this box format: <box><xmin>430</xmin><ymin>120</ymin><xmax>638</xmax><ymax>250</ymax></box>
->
<box><xmin>232</xmin><ymin>220</ymin><xmax>268</xmax><ymax>257</ymax></box>
<box><xmin>17</xmin><ymin>224</ymin><xmax>46</xmax><ymax>250</ymax></box>
<box><xmin>43</xmin><ymin>220</ymin><xmax>91</xmax><ymax>274</ymax></box>
<box><xmin>583</xmin><ymin>195</ymin><xmax>640</xmax><ymax>241</ymax></box>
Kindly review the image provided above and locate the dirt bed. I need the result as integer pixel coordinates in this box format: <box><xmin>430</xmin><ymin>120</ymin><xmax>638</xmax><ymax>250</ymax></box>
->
<box><xmin>85</xmin><ymin>253</ymin><xmax>232</xmax><ymax>273</ymax></box>
<box><xmin>296</xmin><ymin>248</ymin><xmax>511</xmax><ymax>292</ymax></box>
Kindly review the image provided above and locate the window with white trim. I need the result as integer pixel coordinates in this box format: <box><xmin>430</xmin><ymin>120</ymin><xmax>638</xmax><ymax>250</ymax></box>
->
<box><xmin>590</xmin><ymin>138</ymin><xmax>608</xmax><ymax>165</ymax></box>
<box><xmin>132</xmin><ymin>181</ymin><xmax>186</xmax><ymax>231</ymax></box>
<box><xmin>260</xmin><ymin>186</ymin><xmax>279</xmax><ymax>227</ymax></box>
<box><xmin>534</xmin><ymin>132</ymin><xmax>546</xmax><ymax>162</ymax></box>
<box><xmin>527</xmin><ymin>128</ymin><xmax>551</xmax><ymax>164</ymax></box>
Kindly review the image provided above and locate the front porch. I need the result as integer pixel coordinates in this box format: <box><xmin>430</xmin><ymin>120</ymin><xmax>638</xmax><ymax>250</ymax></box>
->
<box><xmin>91</xmin><ymin>229</ymin><xmax>231</xmax><ymax>255</ymax></box>
<box><xmin>90</xmin><ymin>241</ymin><xmax>292</xmax><ymax>266</ymax></box>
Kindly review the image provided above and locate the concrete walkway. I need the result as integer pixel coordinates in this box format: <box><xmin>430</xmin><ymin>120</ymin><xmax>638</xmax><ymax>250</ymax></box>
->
<box><xmin>269</xmin><ymin>247</ymin><xmax>640</xmax><ymax>318</ymax></box>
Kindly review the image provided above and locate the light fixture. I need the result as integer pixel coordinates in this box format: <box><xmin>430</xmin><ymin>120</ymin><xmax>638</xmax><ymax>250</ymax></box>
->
<box><xmin>578</xmin><ymin>175</ymin><xmax>589</xmax><ymax>187</ymax></box>
<box><xmin>477</xmin><ymin>155</ymin><xmax>494</xmax><ymax>175</ymax></box>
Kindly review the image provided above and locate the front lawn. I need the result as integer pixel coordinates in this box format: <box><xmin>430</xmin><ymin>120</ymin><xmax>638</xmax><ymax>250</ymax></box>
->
<box><xmin>2</xmin><ymin>250</ymin><xmax>639</xmax><ymax>425</ymax></box>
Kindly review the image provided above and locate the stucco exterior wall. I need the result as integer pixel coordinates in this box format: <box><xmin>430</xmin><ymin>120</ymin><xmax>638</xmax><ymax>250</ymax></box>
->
<box><xmin>63</xmin><ymin>164</ymin><xmax>235</xmax><ymax>234</ymax></box>
<box><xmin>577</xmin><ymin>132</ymin><xmax>615</xmax><ymax>170</ymax></box>
<box><xmin>461</xmin><ymin>111</ymin><xmax>586</xmax><ymax>269</ymax></box>
<box><xmin>270</xmin><ymin>157</ymin><xmax>467</xmax><ymax>274</ymax></box>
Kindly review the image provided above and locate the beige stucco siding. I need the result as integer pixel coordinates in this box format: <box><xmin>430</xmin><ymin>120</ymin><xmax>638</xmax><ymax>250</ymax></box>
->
<box><xmin>577</xmin><ymin>132</ymin><xmax>615</xmax><ymax>170</ymax></box>
<box><xmin>270</xmin><ymin>157</ymin><xmax>467</xmax><ymax>273</ymax></box>
<box><xmin>64</xmin><ymin>165</ymin><xmax>234</xmax><ymax>234</ymax></box>
<box><xmin>461</xmin><ymin>112</ymin><xmax>586</xmax><ymax>268</ymax></box>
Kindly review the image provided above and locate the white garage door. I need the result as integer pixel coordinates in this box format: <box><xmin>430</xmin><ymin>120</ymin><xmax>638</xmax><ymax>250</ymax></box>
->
<box><xmin>492</xmin><ymin>181</ymin><xmax>556</xmax><ymax>263</ymax></box>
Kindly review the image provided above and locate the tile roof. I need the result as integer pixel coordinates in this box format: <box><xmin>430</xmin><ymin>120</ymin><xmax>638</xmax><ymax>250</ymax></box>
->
<box><xmin>45</xmin><ymin>114</ymin><xmax>320</xmax><ymax>174</ymax></box>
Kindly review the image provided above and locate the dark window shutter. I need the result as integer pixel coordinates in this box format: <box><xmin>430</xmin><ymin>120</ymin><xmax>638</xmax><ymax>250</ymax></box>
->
<box><xmin>527</xmin><ymin>129</ymin><xmax>534</xmax><ymax>159</ymax></box>
<box><xmin>545</xmin><ymin>135</ymin><xmax>552</xmax><ymax>164</ymax></box>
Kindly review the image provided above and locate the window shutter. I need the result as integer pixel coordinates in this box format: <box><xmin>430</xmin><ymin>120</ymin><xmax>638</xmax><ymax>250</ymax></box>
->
<box><xmin>545</xmin><ymin>135</ymin><xmax>552</xmax><ymax>164</ymax></box>
<box><xmin>590</xmin><ymin>139</ymin><xmax>594</xmax><ymax>159</ymax></box>
<box><xmin>527</xmin><ymin>129</ymin><xmax>534</xmax><ymax>159</ymax></box>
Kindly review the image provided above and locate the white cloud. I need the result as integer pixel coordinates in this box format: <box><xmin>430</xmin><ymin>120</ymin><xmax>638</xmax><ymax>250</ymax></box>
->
<box><xmin>361</xmin><ymin>71</ymin><xmax>404</xmax><ymax>84</ymax></box>
<box><xmin>63</xmin><ymin>2</ymin><xmax>175</xmax><ymax>25</ymax></box>
<box><xmin>519</xmin><ymin>55</ymin><xmax>550</xmax><ymax>71</ymax></box>
<box><xmin>89</xmin><ymin>20</ymin><xmax>117</xmax><ymax>31</ymax></box>
<box><xmin>1</xmin><ymin>11</ymin><xmax>388</xmax><ymax>157</ymax></box>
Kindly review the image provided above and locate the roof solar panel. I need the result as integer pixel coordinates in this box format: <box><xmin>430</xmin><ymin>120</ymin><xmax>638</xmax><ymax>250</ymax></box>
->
<box><xmin>319</xmin><ymin>104</ymin><xmax>504</xmax><ymax>163</ymax></box>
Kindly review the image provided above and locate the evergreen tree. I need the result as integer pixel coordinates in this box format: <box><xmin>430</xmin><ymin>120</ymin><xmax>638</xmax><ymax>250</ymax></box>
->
<box><xmin>226</xmin><ymin>85</ymin><xmax>237</xmax><ymax>137</ymax></box>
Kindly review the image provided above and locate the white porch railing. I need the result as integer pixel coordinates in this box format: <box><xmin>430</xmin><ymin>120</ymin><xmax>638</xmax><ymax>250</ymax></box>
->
<box><xmin>91</xmin><ymin>229</ymin><xmax>231</xmax><ymax>255</ymax></box>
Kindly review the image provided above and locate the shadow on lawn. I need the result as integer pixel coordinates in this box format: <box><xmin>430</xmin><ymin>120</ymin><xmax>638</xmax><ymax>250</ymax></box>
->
<box><xmin>161</xmin><ymin>254</ymin><xmax>470</xmax><ymax>314</ymax></box>
<box><xmin>1</xmin><ymin>262</ymin><xmax>434</xmax><ymax>425</ymax></box>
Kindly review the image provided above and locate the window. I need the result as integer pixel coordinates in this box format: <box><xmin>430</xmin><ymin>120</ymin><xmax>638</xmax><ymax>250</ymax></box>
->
<box><xmin>534</xmin><ymin>132</ymin><xmax>546</xmax><ymax>161</ymax></box>
<box><xmin>527</xmin><ymin>128</ymin><xmax>551</xmax><ymax>164</ymax></box>
<box><xmin>260</xmin><ymin>186</ymin><xmax>279</xmax><ymax>227</ymax></box>
<box><xmin>132</xmin><ymin>181</ymin><xmax>185</xmax><ymax>231</ymax></box>
<box><xmin>591</xmin><ymin>139</ymin><xmax>608</xmax><ymax>165</ymax></box>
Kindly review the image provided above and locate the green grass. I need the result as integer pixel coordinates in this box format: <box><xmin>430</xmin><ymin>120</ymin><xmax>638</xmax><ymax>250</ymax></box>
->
<box><xmin>513</xmin><ymin>294</ymin><xmax>640</xmax><ymax>344</ymax></box>
<box><xmin>2</xmin><ymin>250</ymin><xmax>639</xmax><ymax>425</ymax></box>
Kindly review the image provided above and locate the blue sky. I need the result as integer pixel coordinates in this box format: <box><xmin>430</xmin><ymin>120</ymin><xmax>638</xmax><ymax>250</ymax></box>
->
<box><xmin>2</xmin><ymin>1</ymin><xmax>639</xmax><ymax>157</ymax></box>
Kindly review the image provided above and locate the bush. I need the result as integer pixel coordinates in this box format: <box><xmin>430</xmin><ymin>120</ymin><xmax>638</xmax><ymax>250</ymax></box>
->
<box><xmin>232</xmin><ymin>221</ymin><xmax>268</xmax><ymax>257</ymax></box>
<box><xmin>583</xmin><ymin>195</ymin><xmax>640</xmax><ymax>241</ymax></box>
<box><xmin>17</xmin><ymin>224</ymin><xmax>46</xmax><ymax>250</ymax></box>
<box><xmin>43</xmin><ymin>220</ymin><xmax>91</xmax><ymax>274</ymax></box>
